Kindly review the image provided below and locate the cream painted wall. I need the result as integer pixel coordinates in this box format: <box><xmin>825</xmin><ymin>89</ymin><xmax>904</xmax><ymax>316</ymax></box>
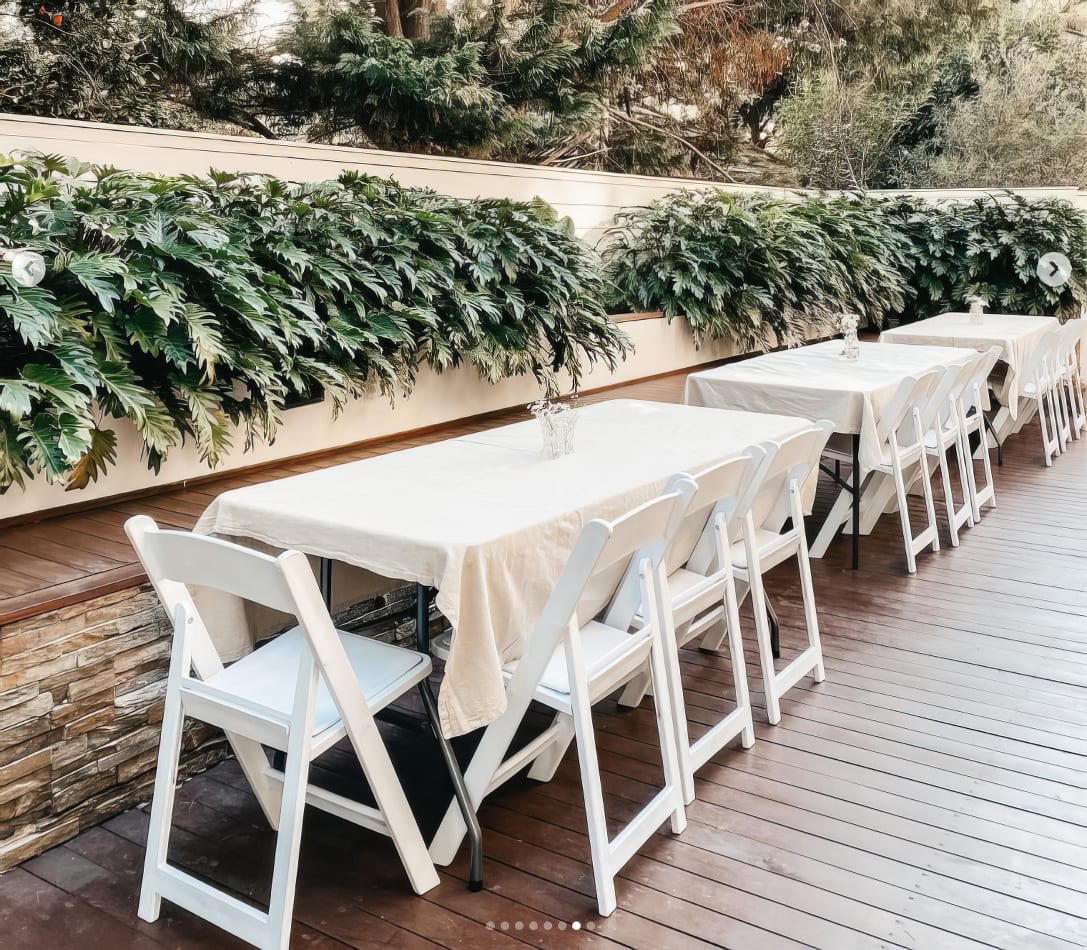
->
<box><xmin>5</xmin><ymin>115</ymin><xmax>1082</xmax><ymax>244</ymax></box>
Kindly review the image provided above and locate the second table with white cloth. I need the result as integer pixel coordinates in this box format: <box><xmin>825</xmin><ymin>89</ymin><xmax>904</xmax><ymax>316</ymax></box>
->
<box><xmin>194</xmin><ymin>398</ymin><xmax>814</xmax><ymax>738</ymax></box>
<box><xmin>684</xmin><ymin>340</ymin><xmax>978</xmax><ymax>564</ymax></box>
<box><xmin>880</xmin><ymin>312</ymin><xmax>1058</xmax><ymax>441</ymax></box>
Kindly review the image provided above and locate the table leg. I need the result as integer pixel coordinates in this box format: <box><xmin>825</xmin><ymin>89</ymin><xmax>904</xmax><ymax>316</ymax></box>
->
<box><xmin>851</xmin><ymin>434</ymin><xmax>861</xmax><ymax>571</ymax></box>
<box><xmin>767</xmin><ymin>597</ymin><xmax>781</xmax><ymax>660</ymax></box>
<box><xmin>319</xmin><ymin>557</ymin><xmax>333</xmax><ymax>609</ymax></box>
<box><xmin>415</xmin><ymin>584</ymin><xmax>484</xmax><ymax>892</ymax></box>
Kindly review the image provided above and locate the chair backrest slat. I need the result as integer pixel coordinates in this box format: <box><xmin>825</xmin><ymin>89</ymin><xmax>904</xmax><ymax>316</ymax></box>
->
<box><xmin>750</xmin><ymin>421</ymin><xmax>835</xmax><ymax>533</ymax></box>
<box><xmin>670</xmin><ymin>449</ymin><xmax>767</xmax><ymax>577</ymax></box>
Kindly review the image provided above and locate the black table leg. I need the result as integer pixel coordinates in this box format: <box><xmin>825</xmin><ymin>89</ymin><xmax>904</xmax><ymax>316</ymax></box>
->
<box><xmin>767</xmin><ymin>597</ymin><xmax>781</xmax><ymax>660</ymax></box>
<box><xmin>851</xmin><ymin>434</ymin><xmax>861</xmax><ymax>571</ymax></box>
<box><xmin>319</xmin><ymin>557</ymin><xmax>333</xmax><ymax>609</ymax></box>
<box><xmin>415</xmin><ymin>584</ymin><xmax>484</xmax><ymax>892</ymax></box>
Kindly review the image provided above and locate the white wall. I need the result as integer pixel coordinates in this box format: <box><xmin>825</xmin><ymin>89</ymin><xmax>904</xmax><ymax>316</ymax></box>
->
<box><xmin>2</xmin><ymin>115</ymin><xmax>1082</xmax><ymax>239</ymax></box>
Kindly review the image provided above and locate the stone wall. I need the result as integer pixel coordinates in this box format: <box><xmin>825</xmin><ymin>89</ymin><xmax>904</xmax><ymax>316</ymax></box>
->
<box><xmin>0</xmin><ymin>585</ymin><xmax>228</xmax><ymax>871</ymax></box>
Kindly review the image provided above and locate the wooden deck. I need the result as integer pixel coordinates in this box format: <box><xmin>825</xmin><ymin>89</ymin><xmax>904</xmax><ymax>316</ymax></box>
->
<box><xmin>3</xmin><ymin>374</ymin><xmax>1087</xmax><ymax>949</ymax></box>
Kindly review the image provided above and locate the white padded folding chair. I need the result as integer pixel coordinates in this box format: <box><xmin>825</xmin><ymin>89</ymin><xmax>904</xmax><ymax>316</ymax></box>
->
<box><xmin>1055</xmin><ymin>321</ymin><xmax>1086</xmax><ymax>442</ymax></box>
<box><xmin>428</xmin><ymin>486</ymin><xmax>693</xmax><ymax>916</ymax></box>
<box><xmin>924</xmin><ymin>362</ymin><xmax>976</xmax><ymax>547</ymax></box>
<box><xmin>956</xmin><ymin>347</ymin><xmax>1001</xmax><ymax>522</ymax></box>
<box><xmin>1013</xmin><ymin>328</ymin><xmax>1065</xmax><ymax>466</ymax></box>
<box><xmin>824</xmin><ymin>370</ymin><xmax>943</xmax><ymax>574</ymax></box>
<box><xmin>618</xmin><ymin>450</ymin><xmax>769</xmax><ymax>803</ymax></box>
<box><xmin>735</xmin><ymin>422</ymin><xmax>834</xmax><ymax>724</ymax></box>
<box><xmin>126</xmin><ymin>517</ymin><xmax>440</xmax><ymax>950</ymax></box>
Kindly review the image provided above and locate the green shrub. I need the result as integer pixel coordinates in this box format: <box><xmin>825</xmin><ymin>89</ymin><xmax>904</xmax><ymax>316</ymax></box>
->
<box><xmin>882</xmin><ymin>195</ymin><xmax>1087</xmax><ymax>322</ymax></box>
<box><xmin>603</xmin><ymin>190</ymin><xmax>914</xmax><ymax>348</ymax></box>
<box><xmin>0</xmin><ymin>155</ymin><xmax>627</xmax><ymax>493</ymax></box>
<box><xmin>603</xmin><ymin>188</ymin><xmax>1086</xmax><ymax>343</ymax></box>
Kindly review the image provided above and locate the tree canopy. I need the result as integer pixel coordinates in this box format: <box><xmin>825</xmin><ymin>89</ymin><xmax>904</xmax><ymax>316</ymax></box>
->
<box><xmin>1</xmin><ymin>0</ymin><xmax>1083</xmax><ymax>187</ymax></box>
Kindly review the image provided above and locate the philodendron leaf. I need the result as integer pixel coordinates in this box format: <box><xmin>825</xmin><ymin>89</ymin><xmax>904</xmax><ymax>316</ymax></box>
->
<box><xmin>17</xmin><ymin>413</ymin><xmax>68</xmax><ymax>482</ymax></box>
<box><xmin>62</xmin><ymin>253</ymin><xmax>126</xmax><ymax>314</ymax></box>
<box><xmin>0</xmin><ymin>415</ymin><xmax>31</xmax><ymax>493</ymax></box>
<box><xmin>66</xmin><ymin>427</ymin><xmax>119</xmax><ymax>491</ymax></box>
<box><xmin>56</xmin><ymin>411</ymin><xmax>93</xmax><ymax>461</ymax></box>
<box><xmin>0</xmin><ymin>379</ymin><xmax>38</xmax><ymax>417</ymax></box>
<box><xmin>21</xmin><ymin>364</ymin><xmax>91</xmax><ymax>414</ymax></box>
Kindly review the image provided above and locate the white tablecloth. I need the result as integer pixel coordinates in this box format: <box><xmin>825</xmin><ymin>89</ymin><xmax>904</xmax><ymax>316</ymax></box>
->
<box><xmin>194</xmin><ymin>399</ymin><xmax>811</xmax><ymax>737</ymax></box>
<box><xmin>684</xmin><ymin>340</ymin><xmax>976</xmax><ymax>471</ymax></box>
<box><xmin>880</xmin><ymin>312</ymin><xmax>1057</xmax><ymax>418</ymax></box>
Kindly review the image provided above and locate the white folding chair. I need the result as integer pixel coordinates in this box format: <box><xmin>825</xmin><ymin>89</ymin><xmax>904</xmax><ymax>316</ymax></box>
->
<box><xmin>824</xmin><ymin>370</ymin><xmax>943</xmax><ymax>573</ymax></box>
<box><xmin>1054</xmin><ymin>321</ymin><xmax>1086</xmax><ymax>442</ymax></box>
<box><xmin>1014</xmin><ymin>328</ymin><xmax>1064</xmax><ymax>466</ymax></box>
<box><xmin>126</xmin><ymin>516</ymin><xmax>440</xmax><ymax>950</ymax></box>
<box><xmin>956</xmin><ymin>347</ymin><xmax>1001</xmax><ymax>521</ymax></box>
<box><xmin>428</xmin><ymin>487</ymin><xmax>693</xmax><ymax>916</ymax></box>
<box><xmin>618</xmin><ymin>450</ymin><xmax>769</xmax><ymax>803</ymax></box>
<box><xmin>735</xmin><ymin>422</ymin><xmax>834</xmax><ymax>724</ymax></box>
<box><xmin>924</xmin><ymin>362</ymin><xmax>975</xmax><ymax>547</ymax></box>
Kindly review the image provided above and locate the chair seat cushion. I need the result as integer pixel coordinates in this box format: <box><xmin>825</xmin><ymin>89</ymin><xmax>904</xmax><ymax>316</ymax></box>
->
<box><xmin>209</xmin><ymin>627</ymin><xmax>430</xmax><ymax>734</ymax></box>
<box><xmin>504</xmin><ymin>620</ymin><xmax>642</xmax><ymax>695</ymax></box>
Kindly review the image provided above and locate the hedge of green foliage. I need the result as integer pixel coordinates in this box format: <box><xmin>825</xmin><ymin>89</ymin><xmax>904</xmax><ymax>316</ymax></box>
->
<box><xmin>0</xmin><ymin>155</ymin><xmax>626</xmax><ymax>492</ymax></box>
<box><xmin>604</xmin><ymin>190</ymin><xmax>1087</xmax><ymax>345</ymax></box>
<box><xmin>880</xmin><ymin>194</ymin><xmax>1087</xmax><ymax>319</ymax></box>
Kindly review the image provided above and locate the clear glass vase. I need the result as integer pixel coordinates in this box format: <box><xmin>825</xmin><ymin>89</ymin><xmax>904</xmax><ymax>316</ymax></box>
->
<box><xmin>967</xmin><ymin>296</ymin><xmax>986</xmax><ymax>325</ymax></box>
<box><xmin>840</xmin><ymin>330</ymin><xmax>860</xmax><ymax>361</ymax></box>
<box><xmin>530</xmin><ymin>400</ymin><xmax>578</xmax><ymax>458</ymax></box>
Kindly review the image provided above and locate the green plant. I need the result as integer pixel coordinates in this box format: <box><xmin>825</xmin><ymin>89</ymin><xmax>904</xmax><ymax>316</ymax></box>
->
<box><xmin>602</xmin><ymin>190</ymin><xmax>914</xmax><ymax>348</ymax></box>
<box><xmin>0</xmin><ymin>154</ymin><xmax>626</xmax><ymax>492</ymax></box>
<box><xmin>884</xmin><ymin>194</ymin><xmax>1087</xmax><ymax>321</ymax></box>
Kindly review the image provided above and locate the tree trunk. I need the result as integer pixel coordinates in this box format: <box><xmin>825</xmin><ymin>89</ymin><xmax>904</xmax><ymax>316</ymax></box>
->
<box><xmin>403</xmin><ymin>0</ymin><xmax>430</xmax><ymax>40</ymax></box>
<box><xmin>383</xmin><ymin>0</ymin><xmax>404</xmax><ymax>37</ymax></box>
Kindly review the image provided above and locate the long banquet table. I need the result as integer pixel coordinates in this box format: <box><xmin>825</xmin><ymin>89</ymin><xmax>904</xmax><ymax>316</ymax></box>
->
<box><xmin>194</xmin><ymin>398</ymin><xmax>812</xmax><ymax>738</ymax></box>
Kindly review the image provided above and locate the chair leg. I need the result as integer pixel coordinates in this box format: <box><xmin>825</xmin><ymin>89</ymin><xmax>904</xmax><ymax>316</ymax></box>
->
<box><xmin>527</xmin><ymin>712</ymin><xmax>575</xmax><ymax>782</ymax></box>
<box><xmin>265</xmin><ymin>723</ymin><xmax>314</xmax><ymax>950</ymax></box>
<box><xmin>952</xmin><ymin>429</ymin><xmax>974</xmax><ymax>527</ymax></box>
<box><xmin>616</xmin><ymin>666</ymin><xmax>651</xmax><ymax>708</ymax></box>
<box><xmin>646</xmin><ymin>612</ymin><xmax>690</xmax><ymax>827</ymax></box>
<box><xmin>138</xmin><ymin>677</ymin><xmax>186</xmax><ymax>923</ymax></box>
<box><xmin>916</xmin><ymin>448</ymin><xmax>940</xmax><ymax>554</ymax></box>
<box><xmin>791</xmin><ymin>486</ymin><xmax>825</xmax><ymax>684</ymax></box>
<box><xmin>720</xmin><ymin>567</ymin><xmax>755</xmax><ymax>748</ymax></box>
<box><xmin>741</xmin><ymin>522</ymin><xmax>781</xmax><ymax>724</ymax></box>
<box><xmin>1037</xmin><ymin>392</ymin><xmax>1055</xmax><ymax>467</ymax></box>
<box><xmin>891</xmin><ymin>457</ymin><xmax>918</xmax><ymax>574</ymax></box>
<box><xmin>569</xmin><ymin>672</ymin><xmax>618</xmax><ymax>916</ymax></box>
<box><xmin>934</xmin><ymin>448</ymin><xmax>959</xmax><ymax>547</ymax></box>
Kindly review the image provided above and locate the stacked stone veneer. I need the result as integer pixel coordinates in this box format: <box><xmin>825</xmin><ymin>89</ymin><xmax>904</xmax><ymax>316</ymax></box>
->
<box><xmin>0</xmin><ymin>585</ymin><xmax>228</xmax><ymax>870</ymax></box>
<box><xmin>0</xmin><ymin>578</ymin><xmax>424</xmax><ymax>871</ymax></box>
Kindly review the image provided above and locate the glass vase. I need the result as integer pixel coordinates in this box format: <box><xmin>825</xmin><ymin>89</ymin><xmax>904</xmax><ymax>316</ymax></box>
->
<box><xmin>530</xmin><ymin>399</ymin><xmax>578</xmax><ymax>458</ymax></box>
<box><xmin>840</xmin><ymin>330</ymin><xmax>860</xmax><ymax>361</ymax></box>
